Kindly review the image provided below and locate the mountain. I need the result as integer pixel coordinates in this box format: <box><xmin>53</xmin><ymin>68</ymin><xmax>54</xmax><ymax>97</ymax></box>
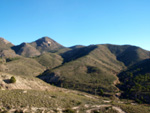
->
<box><xmin>38</xmin><ymin>45</ymin><xmax>125</xmax><ymax>95</ymax></box>
<box><xmin>0</xmin><ymin>37</ymin><xmax>65</xmax><ymax>77</ymax></box>
<box><xmin>1</xmin><ymin>37</ymin><xmax>149</xmax><ymax>96</ymax></box>
<box><xmin>30</xmin><ymin>37</ymin><xmax>65</xmax><ymax>53</ymax></box>
<box><xmin>0</xmin><ymin>37</ymin><xmax>150</xmax><ymax>112</ymax></box>
<box><xmin>12</xmin><ymin>42</ymin><xmax>41</xmax><ymax>57</ymax></box>
<box><xmin>11</xmin><ymin>37</ymin><xmax>65</xmax><ymax>57</ymax></box>
<box><xmin>38</xmin><ymin>44</ymin><xmax>150</xmax><ymax>97</ymax></box>
<box><xmin>0</xmin><ymin>37</ymin><xmax>14</xmax><ymax>50</ymax></box>
<box><xmin>0</xmin><ymin>38</ymin><xmax>46</xmax><ymax>76</ymax></box>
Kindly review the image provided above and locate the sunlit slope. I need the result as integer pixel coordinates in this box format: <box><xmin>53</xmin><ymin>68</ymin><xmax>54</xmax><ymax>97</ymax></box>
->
<box><xmin>0</xmin><ymin>57</ymin><xmax>45</xmax><ymax>76</ymax></box>
<box><xmin>0</xmin><ymin>37</ymin><xmax>14</xmax><ymax>50</ymax></box>
<box><xmin>0</xmin><ymin>72</ymin><xmax>55</xmax><ymax>90</ymax></box>
<box><xmin>34</xmin><ymin>52</ymin><xmax>63</xmax><ymax>69</ymax></box>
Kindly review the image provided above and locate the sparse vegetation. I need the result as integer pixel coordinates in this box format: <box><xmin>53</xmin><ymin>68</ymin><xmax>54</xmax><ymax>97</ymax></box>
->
<box><xmin>114</xmin><ymin>103</ymin><xmax>150</xmax><ymax>113</ymax></box>
<box><xmin>34</xmin><ymin>52</ymin><xmax>63</xmax><ymax>69</ymax></box>
<box><xmin>0</xmin><ymin>57</ymin><xmax>45</xmax><ymax>76</ymax></box>
<box><xmin>0</xmin><ymin>89</ymin><xmax>103</xmax><ymax>112</ymax></box>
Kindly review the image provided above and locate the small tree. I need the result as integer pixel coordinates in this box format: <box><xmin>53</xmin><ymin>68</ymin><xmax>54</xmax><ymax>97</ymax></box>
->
<box><xmin>100</xmin><ymin>89</ymin><xmax>104</xmax><ymax>96</ymax></box>
<box><xmin>10</xmin><ymin>76</ymin><xmax>16</xmax><ymax>83</ymax></box>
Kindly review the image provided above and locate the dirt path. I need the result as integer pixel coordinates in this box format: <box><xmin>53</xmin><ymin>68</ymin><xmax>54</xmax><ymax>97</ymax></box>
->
<box><xmin>86</xmin><ymin>104</ymin><xmax>126</xmax><ymax>113</ymax></box>
<box><xmin>86</xmin><ymin>105</ymin><xmax>110</xmax><ymax>113</ymax></box>
<box><xmin>112</xmin><ymin>106</ymin><xmax>126</xmax><ymax>113</ymax></box>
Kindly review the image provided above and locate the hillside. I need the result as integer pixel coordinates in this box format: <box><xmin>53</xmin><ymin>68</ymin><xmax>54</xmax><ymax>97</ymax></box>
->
<box><xmin>0</xmin><ymin>57</ymin><xmax>45</xmax><ymax>76</ymax></box>
<box><xmin>0</xmin><ymin>37</ymin><xmax>150</xmax><ymax>112</ymax></box>
<box><xmin>39</xmin><ymin>45</ymin><xmax>125</xmax><ymax>95</ymax></box>
<box><xmin>34</xmin><ymin>52</ymin><xmax>63</xmax><ymax>69</ymax></box>
<box><xmin>105</xmin><ymin>44</ymin><xmax>150</xmax><ymax>66</ymax></box>
<box><xmin>118</xmin><ymin>59</ymin><xmax>150</xmax><ymax>104</ymax></box>
<box><xmin>0</xmin><ymin>72</ymin><xmax>55</xmax><ymax>90</ymax></box>
<box><xmin>0</xmin><ymin>49</ymin><xmax>19</xmax><ymax>58</ymax></box>
<box><xmin>0</xmin><ymin>73</ymin><xmax>150</xmax><ymax>113</ymax></box>
<box><xmin>0</xmin><ymin>72</ymin><xmax>102</xmax><ymax>112</ymax></box>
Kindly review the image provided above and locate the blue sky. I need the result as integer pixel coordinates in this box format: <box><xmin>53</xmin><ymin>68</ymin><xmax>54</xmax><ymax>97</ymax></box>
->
<box><xmin>0</xmin><ymin>0</ymin><xmax>150</xmax><ymax>50</ymax></box>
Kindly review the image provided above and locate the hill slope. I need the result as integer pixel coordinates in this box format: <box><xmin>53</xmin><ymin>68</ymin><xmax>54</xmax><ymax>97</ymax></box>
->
<box><xmin>0</xmin><ymin>49</ymin><xmax>19</xmax><ymax>58</ymax></box>
<box><xmin>39</xmin><ymin>45</ymin><xmax>125</xmax><ymax>95</ymax></box>
<box><xmin>0</xmin><ymin>57</ymin><xmax>45</xmax><ymax>76</ymax></box>
<box><xmin>34</xmin><ymin>52</ymin><xmax>63</xmax><ymax>69</ymax></box>
<box><xmin>0</xmin><ymin>37</ymin><xmax>150</xmax><ymax>112</ymax></box>
<box><xmin>0</xmin><ymin>72</ymin><xmax>54</xmax><ymax>90</ymax></box>
<box><xmin>0</xmin><ymin>73</ymin><xmax>149</xmax><ymax>113</ymax></box>
<box><xmin>118</xmin><ymin>59</ymin><xmax>150</xmax><ymax>104</ymax></box>
<box><xmin>0</xmin><ymin>37</ymin><xmax>14</xmax><ymax>50</ymax></box>
<box><xmin>0</xmin><ymin>38</ymin><xmax>18</xmax><ymax>58</ymax></box>
<box><xmin>105</xmin><ymin>44</ymin><xmax>150</xmax><ymax>66</ymax></box>
<box><xmin>12</xmin><ymin>42</ymin><xmax>41</xmax><ymax>57</ymax></box>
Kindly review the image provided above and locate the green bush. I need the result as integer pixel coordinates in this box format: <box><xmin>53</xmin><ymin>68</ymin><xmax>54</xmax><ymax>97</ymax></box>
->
<box><xmin>6</xmin><ymin>57</ymin><xmax>20</xmax><ymax>62</ymax></box>
<box><xmin>63</xmin><ymin>108</ymin><xmax>75</xmax><ymax>113</ymax></box>
<box><xmin>10</xmin><ymin>76</ymin><xmax>16</xmax><ymax>83</ymax></box>
<box><xmin>99</xmin><ymin>89</ymin><xmax>104</xmax><ymax>96</ymax></box>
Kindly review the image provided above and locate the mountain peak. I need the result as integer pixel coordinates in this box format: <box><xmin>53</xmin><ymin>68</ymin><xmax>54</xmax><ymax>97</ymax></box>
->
<box><xmin>30</xmin><ymin>36</ymin><xmax>65</xmax><ymax>52</ymax></box>
<box><xmin>36</xmin><ymin>37</ymin><xmax>53</xmax><ymax>45</ymax></box>
<box><xmin>41</xmin><ymin>36</ymin><xmax>51</xmax><ymax>40</ymax></box>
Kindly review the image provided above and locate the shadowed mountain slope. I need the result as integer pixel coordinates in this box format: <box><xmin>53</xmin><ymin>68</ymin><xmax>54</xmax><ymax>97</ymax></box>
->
<box><xmin>61</xmin><ymin>45</ymin><xmax>97</xmax><ymax>63</ymax></box>
<box><xmin>105</xmin><ymin>44</ymin><xmax>150</xmax><ymax>66</ymax></box>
